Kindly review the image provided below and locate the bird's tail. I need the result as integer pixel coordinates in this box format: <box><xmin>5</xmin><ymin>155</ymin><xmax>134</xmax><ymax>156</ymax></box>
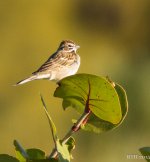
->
<box><xmin>15</xmin><ymin>75</ymin><xmax>37</xmax><ymax>86</ymax></box>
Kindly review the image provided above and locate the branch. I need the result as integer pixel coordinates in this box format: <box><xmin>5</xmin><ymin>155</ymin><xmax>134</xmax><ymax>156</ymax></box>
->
<box><xmin>49</xmin><ymin>110</ymin><xmax>91</xmax><ymax>158</ymax></box>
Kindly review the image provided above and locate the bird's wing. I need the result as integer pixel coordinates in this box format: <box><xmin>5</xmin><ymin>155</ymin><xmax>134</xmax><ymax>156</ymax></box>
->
<box><xmin>33</xmin><ymin>52</ymin><xmax>77</xmax><ymax>74</ymax></box>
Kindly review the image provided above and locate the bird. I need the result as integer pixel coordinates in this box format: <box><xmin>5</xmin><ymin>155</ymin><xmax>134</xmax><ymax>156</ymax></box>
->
<box><xmin>15</xmin><ymin>40</ymin><xmax>80</xmax><ymax>85</ymax></box>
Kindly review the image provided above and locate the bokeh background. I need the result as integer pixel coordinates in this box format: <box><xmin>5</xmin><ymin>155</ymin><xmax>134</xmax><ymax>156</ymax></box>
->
<box><xmin>0</xmin><ymin>0</ymin><xmax>150</xmax><ymax>162</ymax></box>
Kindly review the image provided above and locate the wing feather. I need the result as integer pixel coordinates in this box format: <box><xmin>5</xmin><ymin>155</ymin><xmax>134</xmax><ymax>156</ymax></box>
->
<box><xmin>33</xmin><ymin>51</ymin><xmax>77</xmax><ymax>74</ymax></box>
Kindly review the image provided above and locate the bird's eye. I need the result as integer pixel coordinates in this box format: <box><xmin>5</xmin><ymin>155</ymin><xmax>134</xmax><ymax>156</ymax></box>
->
<box><xmin>68</xmin><ymin>45</ymin><xmax>72</xmax><ymax>47</ymax></box>
<box><xmin>60</xmin><ymin>46</ymin><xmax>64</xmax><ymax>49</ymax></box>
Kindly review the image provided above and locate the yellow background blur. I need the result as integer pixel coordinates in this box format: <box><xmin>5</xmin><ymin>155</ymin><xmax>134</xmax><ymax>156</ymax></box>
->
<box><xmin>0</xmin><ymin>0</ymin><xmax>150</xmax><ymax>162</ymax></box>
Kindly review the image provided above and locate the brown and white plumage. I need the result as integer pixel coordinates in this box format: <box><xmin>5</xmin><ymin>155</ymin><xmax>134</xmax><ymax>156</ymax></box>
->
<box><xmin>16</xmin><ymin>40</ymin><xmax>80</xmax><ymax>85</ymax></box>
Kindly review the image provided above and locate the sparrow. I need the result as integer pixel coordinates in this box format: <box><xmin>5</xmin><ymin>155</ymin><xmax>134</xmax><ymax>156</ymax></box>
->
<box><xmin>15</xmin><ymin>40</ymin><xmax>80</xmax><ymax>85</ymax></box>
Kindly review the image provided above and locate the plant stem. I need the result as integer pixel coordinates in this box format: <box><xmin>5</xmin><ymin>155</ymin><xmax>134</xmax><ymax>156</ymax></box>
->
<box><xmin>49</xmin><ymin>110</ymin><xmax>91</xmax><ymax>158</ymax></box>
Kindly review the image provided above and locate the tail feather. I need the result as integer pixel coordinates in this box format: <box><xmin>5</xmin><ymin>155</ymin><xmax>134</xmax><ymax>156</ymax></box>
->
<box><xmin>15</xmin><ymin>75</ymin><xmax>37</xmax><ymax>86</ymax></box>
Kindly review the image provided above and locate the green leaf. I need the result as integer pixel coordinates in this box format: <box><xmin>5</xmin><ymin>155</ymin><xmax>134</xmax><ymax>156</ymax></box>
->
<box><xmin>0</xmin><ymin>154</ymin><xmax>19</xmax><ymax>162</ymax></box>
<box><xmin>80</xmin><ymin>83</ymin><xmax>128</xmax><ymax>133</ymax></box>
<box><xmin>65</xmin><ymin>137</ymin><xmax>75</xmax><ymax>159</ymax></box>
<box><xmin>65</xmin><ymin>137</ymin><xmax>75</xmax><ymax>153</ymax></box>
<box><xmin>114</xmin><ymin>83</ymin><xmax>128</xmax><ymax>125</ymax></box>
<box><xmin>55</xmin><ymin>74</ymin><xmax>122</xmax><ymax>124</ymax></box>
<box><xmin>139</xmin><ymin>147</ymin><xmax>150</xmax><ymax>162</ymax></box>
<box><xmin>14</xmin><ymin>140</ymin><xmax>29</xmax><ymax>161</ymax></box>
<box><xmin>79</xmin><ymin>115</ymin><xmax>114</xmax><ymax>134</ymax></box>
<box><xmin>40</xmin><ymin>94</ymin><xmax>57</xmax><ymax>141</ymax></box>
<box><xmin>56</xmin><ymin>140</ymin><xmax>70</xmax><ymax>162</ymax></box>
<box><xmin>28</xmin><ymin>159</ymin><xmax>58</xmax><ymax>162</ymax></box>
<box><xmin>70</xmin><ymin>80</ymin><xmax>128</xmax><ymax>134</ymax></box>
<box><xmin>15</xmin><ymin>151</ymin><xmax>26</xmax><ymax>162</ymax></box>
<box><xmin>81</xmin><ymin>120</ymin><xmax>108</xmax><ymax>134</ymax></box>
<box><xmin>14</xmin><ymin>140</ymin><xmax>57</xmax><ymax>162</ymax></box>
<box><xmin>40</xmin><ymin>94</ymin><xmax>70</xmax><ymax>162</ymax></box>
<box><xmin>26</xmin><ymin>149</ymin><xmax>45</xmax><ymax>160</ymax></box>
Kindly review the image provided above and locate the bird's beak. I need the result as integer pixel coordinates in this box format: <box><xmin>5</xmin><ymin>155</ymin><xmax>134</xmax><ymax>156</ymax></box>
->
<box><xmin>76</xmin><ymin>45</ymin><xmax>80</xmax><ymax>49</ymax></box>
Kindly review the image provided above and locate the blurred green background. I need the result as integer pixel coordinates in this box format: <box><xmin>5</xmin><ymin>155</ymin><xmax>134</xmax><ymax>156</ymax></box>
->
<box><xmin>0</xmin><ymin>0</ymin><xmax>150</xmax><ymax>162</ymax></box>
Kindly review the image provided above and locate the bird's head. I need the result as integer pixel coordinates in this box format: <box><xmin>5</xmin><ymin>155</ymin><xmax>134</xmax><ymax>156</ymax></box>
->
<box><xmin>58</xmin><ymin>40</ymin><xmax>80</xmax><ymax>53</ymax></box>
